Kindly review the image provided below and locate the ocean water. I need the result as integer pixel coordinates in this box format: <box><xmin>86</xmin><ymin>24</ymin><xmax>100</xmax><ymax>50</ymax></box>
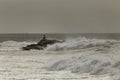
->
<box><xmin>0</xmin><ymin>33</ymin><xmax>120</xmax><ymax>80</ymax></box>
<box><xmin>0</xmin><ymin>33</ymin><xmax>120</xmax><ymax>42</ymax></box>
<box><xmin>0</xmin><ymin>33</ymin><xmax>118</xmax><ymax>51</ymax></box>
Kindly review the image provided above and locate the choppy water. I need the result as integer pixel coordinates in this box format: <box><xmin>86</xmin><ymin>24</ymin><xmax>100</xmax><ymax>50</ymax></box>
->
<box><xmin>0</xmin><ymin>33</ymin><xmax>120</xmax><ymax>42</ymax></box>
<box><xmin>0</xmin><ymin>33</ymin><xmax>120</xmax><ymax>80</ymax></box>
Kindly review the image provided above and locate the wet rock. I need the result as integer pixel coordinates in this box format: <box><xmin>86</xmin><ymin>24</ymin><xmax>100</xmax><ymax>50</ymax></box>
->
<box><xmin>22</xmin><ymin>44</ymin><xmax>43</xmax><ymax>50</ymax></box>
<box><xmin>22</xmin><ymin>35</ymin><xmax>63</xmax><ymax>50</ymax></box>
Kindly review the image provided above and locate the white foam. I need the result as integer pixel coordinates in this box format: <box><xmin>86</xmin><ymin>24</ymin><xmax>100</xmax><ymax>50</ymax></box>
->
<box><xmin>0</xmin><ymin>37</ymin><xmax>117</xmax><ymax>51</ymax></box>
<box><xmin>45</xmin><ymin>37</ymin><xmax>117</xmax><ymax>51</ymax></box>
<box><xmin>0</xmin><ymin>38</ymin><xmax>119</xmax><ymax>80</ymax></box>
<box><xmin>0</xmin><ymin>41</ymin><xmax>36</xmax><ymax>51</ymax></box>
<box><xmin>44</xmin><ymin>42</ymin><xmax>120</xmax><ymax>80</ymax></box>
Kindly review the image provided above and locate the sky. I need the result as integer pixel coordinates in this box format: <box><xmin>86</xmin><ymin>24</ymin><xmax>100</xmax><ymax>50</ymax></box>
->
<box><xmin>0</xmin><ymin>0</ymin><xmax>120</xmax><ymax>33</ymax></box>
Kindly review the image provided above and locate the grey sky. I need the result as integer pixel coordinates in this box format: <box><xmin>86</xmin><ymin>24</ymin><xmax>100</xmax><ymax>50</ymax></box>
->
<box><xmin>0</xmin><ymin>0</ymin><xmax>119</xmax><ymax>33</ymax></box>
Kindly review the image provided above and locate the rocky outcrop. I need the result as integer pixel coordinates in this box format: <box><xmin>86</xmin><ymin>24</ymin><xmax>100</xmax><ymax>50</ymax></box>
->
<box><xmin>22</xmin><ymin>35</ymin><xmax>63</xmax><ymax>50</ymax></box>
<box><xmin>22</xmin><ymin>44</ymin><xmax>43</xmax><ymax>50</ymax></box>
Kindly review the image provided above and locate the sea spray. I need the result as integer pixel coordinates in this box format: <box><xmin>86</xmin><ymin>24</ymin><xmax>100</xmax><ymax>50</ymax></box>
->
<box><xmin>0</xmin><ymin>41</ymin><xmax>36</xmax><ymax>51</ymax></box>
<box><xmin>44</xmin><ymin>45</ymin><xmax>120</xmax><ymax>80</ymax></box>
<box><xmin>45</xmin><ymin>37</ymin><xmax>116</xmax><ymax>51</ymax></box>
<box><xmin>0</xmin><ymin>37</ymin><xmax>117</xmax><ymax>51</ymax></box>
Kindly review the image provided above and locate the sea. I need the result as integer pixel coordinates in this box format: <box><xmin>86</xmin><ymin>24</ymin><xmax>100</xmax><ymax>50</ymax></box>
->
<box><xmin>0</xmin><ymin>33</ymin><xmax>120</xmax><ymax>42</ymax></box>
<box><xmin>0</xmin><ymin>33</ymin><xmax>120</xmax><ymax>80</ymax></box>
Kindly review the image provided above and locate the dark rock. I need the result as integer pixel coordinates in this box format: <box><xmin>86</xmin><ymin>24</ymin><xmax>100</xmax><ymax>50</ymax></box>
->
<box><xmin>37</xmin><ymin>39</ymin><xmax>62</xmax><ymax>47</ymax></box>
<box><xmin>22</xmin><ymin>35</ymin><xmax>63</xmax><ymax>51</ymax></box>
<box><xmin>22</xmin><ymin>44</ymin><xmax>43</xmax><ymax>50</ymax></box>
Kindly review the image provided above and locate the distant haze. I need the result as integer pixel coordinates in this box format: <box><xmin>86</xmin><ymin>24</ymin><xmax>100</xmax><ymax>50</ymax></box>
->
<box><xmin>0</xmin><ymin>0</ymin><xmax>119</xmax><ymax>33</ymax></box>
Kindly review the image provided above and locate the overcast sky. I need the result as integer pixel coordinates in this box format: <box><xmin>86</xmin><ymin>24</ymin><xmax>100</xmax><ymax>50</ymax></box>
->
<box><xmin>0</xmin><ymin>0</ymin><xmax>119</xmax><ymax>33</ymax></box>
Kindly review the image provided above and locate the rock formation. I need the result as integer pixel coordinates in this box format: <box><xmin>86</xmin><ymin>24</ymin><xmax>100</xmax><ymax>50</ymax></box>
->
<box><xmin>22</xmin><ymin>35</ymin><xmax>63</xmax><ymax>50</ymax></box>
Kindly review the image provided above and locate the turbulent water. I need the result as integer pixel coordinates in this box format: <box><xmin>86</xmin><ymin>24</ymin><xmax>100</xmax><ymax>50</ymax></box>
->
<box><xmin>0</xmin><ymin>34</ymin><xmax>120</xmax><ymax>80</ymax></box>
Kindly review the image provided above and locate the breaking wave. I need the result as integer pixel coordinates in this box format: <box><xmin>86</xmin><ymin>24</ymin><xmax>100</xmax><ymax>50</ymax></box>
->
<box><xmin>0</xmin><ymin>37</ymin><xmax>118</xmax><ymax>51</ymax></box>
<box><xmin>45</xmin><ymin>37</ymin><xmax>117</xmax><ymax>51</ymax></box>
<box><xmin>0</xmin><ymin>41</ymin><xmax>35</xmax><ymax>51</ymax></box>
<box><xmin>44</xmin><ymin>41</ymin><xmax>120</xmax><ymax>80</ymax></box>
<box><xmin>0</xmin><ymin>37</ymin><xmax>120</xmax><ymax>80</ymax></box>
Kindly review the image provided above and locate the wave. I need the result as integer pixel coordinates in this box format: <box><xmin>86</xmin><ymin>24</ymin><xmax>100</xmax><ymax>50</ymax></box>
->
<box><xmin>0</xmin><ymin>41</ymin><xmax>36</xmax><ymax>51</ymax></box>
<box><xmin>0</xmin><ymin>37</ymin><xmax>118</xmax><ymax>51</ymax></box>
<box><xmin>44</xmin><ymin>42</ymin><xmax>120</xmax><ymax>80</ymax></box>
<box><xmin>0</xmin><ymin>37</ymin><xmax>120</xmax><ymax>80</ymax></box>
<box><xmin>45</xmin><ymin>37</ymin><xmax>117</xmax><ymax>51</ymax></box>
